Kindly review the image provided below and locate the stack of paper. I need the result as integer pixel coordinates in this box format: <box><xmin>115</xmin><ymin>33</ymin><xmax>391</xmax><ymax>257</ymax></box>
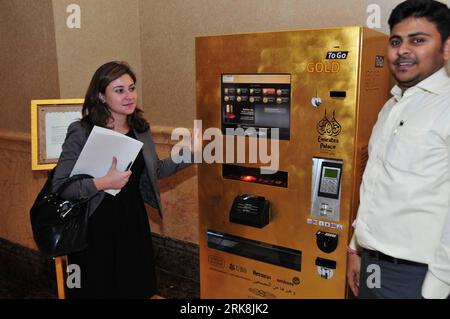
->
<box><xmin>70</xmin><ymin>126</ymin><xmax>144</xmax><ymax>195</ymax></box>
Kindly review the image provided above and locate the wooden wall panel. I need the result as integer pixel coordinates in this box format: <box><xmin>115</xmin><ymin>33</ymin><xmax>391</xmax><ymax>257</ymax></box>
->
<box><xmin>0</xmin><ymin>128</ymin><xmax>199</xmax><ymax>250</ymax></box>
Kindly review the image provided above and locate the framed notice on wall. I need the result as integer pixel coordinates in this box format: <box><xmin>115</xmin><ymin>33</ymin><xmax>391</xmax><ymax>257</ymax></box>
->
<box><xmin>31</xmin><ymin>99</ymin><xmax>84</xmax><ymax>170</ymax></box>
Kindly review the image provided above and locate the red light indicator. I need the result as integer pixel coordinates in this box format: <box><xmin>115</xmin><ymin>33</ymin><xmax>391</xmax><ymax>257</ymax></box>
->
<box><xmin>241</xmin><ymin>175</ymin><xmax>256</xmax><ymax>182</ymax></box>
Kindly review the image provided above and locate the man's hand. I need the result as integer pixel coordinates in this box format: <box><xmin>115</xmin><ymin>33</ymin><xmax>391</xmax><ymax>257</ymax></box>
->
<box><xmin>347</xmin><ymin>251</ymin><xmax>361</xmax><ymax>297</ymax></box>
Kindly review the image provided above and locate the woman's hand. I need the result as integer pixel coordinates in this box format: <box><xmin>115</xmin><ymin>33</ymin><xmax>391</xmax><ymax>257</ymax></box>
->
<box><xmin>93</xmin><ymin>156</ymin><xmax>132</xmax><ymax>191</ymax></box>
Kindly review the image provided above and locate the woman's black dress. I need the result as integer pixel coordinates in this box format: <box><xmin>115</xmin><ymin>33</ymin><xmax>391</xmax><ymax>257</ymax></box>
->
<box><xmin>67</xmin><ymin>131</ymin><xmax>157</xmax><ymax>299</ymax></box>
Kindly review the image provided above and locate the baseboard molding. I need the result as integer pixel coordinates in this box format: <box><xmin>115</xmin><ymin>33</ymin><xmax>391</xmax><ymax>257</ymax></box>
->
<box><xmin>0</xmin><ymin>234</ymin><xmax>199</xmax><ymax>299</ymax></box>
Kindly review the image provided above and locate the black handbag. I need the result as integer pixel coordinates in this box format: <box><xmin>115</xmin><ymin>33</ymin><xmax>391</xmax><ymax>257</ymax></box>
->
<box><xmin>30</xmin><ymin>168</ymin><xmax>96</xmax><ymax>258</ymax></box>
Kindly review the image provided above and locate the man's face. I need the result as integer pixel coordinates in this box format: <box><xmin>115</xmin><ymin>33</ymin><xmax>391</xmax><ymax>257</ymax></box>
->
<box><xmin>388</xmin><ymin>17</ymin><xmax>450</xmax><ymax>90</ymax></box>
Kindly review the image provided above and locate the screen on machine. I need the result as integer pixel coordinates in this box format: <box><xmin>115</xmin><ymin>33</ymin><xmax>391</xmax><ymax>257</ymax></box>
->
<box><xmin>221</xmin><ymin>74</ymin><xmax>291</xmax><ymax>140</ymax></box>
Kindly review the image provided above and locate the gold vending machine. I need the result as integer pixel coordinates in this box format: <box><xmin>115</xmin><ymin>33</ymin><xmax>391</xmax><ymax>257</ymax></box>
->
<box><xmin>196</xmin><ymin>27</ymin><xmax>390</xmax><ymax>299</ymax></box>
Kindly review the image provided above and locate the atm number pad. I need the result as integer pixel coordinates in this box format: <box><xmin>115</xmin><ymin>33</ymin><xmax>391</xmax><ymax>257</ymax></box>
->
<box><xmin>320</xmin><ymin>178</ymin><xmax>339</xmax><ymax>195</ymax></box>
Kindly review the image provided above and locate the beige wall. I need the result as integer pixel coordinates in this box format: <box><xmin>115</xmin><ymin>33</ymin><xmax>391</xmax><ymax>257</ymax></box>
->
<box><xmin>140</xmin><ymin>0</ymin><xmax>406</xmax><ymax>128</ymax></box>
<box><xmin>2</xmin><ymin>0</ymin><xmax>449</xmax><ymax>131</ymax></box>
<box><xmin>0</xmin><ymin>0</ymin><xmax>60</xmax><ymax>133</ymax></box>
<box><xmin>52</xmin><ymin>0</ymin><xmax>143</xmax><ymax>102</ymax></box>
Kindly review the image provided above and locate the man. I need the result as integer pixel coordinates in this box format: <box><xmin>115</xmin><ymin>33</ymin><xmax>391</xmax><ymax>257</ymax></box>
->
<box><xmin>347</xmin><ymin>0</ymin><xmax>450</xmax><ymax>299</ymax></box>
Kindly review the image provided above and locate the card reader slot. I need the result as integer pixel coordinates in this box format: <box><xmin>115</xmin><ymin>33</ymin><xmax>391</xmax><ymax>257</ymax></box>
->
<box><xmin>207</xmin><ymin>230</ymin><xmax>301</xmax><ymax>271</ymax></box>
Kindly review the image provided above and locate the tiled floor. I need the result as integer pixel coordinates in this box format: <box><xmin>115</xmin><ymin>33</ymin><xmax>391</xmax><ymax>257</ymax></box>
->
<box><xmin>0</xmin><ymin>268</ymin><xmax>198</xmax><ymax>299</ymax></box>
<box><xmin>0</xmin><ymin>271</ymin><xmax>198</xmax><ymax>299</ymax></box>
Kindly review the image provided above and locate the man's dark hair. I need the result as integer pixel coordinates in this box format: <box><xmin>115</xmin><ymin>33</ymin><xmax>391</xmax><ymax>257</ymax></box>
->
<box><xmin>388</xmin><ymin>0</ymin><xmax>450</xmax><ymax>43</ymax></box>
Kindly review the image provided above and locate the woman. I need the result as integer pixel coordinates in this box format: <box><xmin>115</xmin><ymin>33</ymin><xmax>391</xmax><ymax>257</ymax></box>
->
<box><xmin>52</xmin><ymin>61</ymin><xmax>192</xmax><ymax>298</ymax></box>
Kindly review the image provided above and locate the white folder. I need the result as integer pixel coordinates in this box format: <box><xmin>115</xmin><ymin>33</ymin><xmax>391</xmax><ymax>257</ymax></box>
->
<box><xmin>70</xmin><ymin>125</ymin><xmax>143</xmax><ymax>196</ymax></box>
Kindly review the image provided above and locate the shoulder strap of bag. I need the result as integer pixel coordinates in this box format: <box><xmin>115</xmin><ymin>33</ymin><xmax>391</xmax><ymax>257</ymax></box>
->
<box><xmin>53</xmin><ymin>174</ymin><xmax>99</xmax><ymax>218</ymax></box>
<box><xmin>56</xmin><ymin>174</ymin><xmax>95</xmax><ymax>197</ymax></box>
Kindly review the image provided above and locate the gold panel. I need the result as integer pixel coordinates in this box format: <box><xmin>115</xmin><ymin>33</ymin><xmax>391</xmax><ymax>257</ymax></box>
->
<box><xmin>196</xmin><ymin>27</ymin><xmax>389</xmax><ymax>299</ymax></box>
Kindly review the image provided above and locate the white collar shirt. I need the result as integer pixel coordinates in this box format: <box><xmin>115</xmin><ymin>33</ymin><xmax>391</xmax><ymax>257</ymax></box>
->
<box><xmin>349</xmin><ymin>67</ymin><xmax>450</xmax><ymax>298</ymax></box>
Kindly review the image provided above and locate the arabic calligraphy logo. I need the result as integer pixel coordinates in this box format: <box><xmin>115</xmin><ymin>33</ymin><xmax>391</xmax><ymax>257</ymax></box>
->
<box><xmin>316</xmin><ymin>109</ymin><xmax>342</xmax><ymax>137</ymax></box>
<box><xmin>248</xmin><ymin>288</ymin><xmax>276</xmax><ymax>299</ymax></box>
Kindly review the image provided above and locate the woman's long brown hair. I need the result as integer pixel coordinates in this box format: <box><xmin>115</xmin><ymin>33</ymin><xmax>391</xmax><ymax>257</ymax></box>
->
<box><xmin>81</xmin><ymin>61</ymin><xmax>149</xmax><ymax>132</ymax></box>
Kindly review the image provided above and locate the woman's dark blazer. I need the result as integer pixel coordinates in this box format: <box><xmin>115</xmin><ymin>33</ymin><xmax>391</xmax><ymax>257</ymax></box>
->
<box><xmin>52</xmin><ymin>121</ymin><xmax>191</xmax><ymax>218</ymax></box>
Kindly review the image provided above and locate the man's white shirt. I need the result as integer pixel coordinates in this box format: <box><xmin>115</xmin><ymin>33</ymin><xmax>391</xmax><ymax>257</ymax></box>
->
<box><xmin>350</xmin><ymin>68</ymin><xmax>450</xmax><ymax>299</ymax></box>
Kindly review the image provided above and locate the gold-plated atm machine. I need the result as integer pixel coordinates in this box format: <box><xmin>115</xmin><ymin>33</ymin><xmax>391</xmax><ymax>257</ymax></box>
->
<box><xmin>196</xmin><ymin>27</ymin><xmax>390</xmax><ymax>299</ymax></box>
